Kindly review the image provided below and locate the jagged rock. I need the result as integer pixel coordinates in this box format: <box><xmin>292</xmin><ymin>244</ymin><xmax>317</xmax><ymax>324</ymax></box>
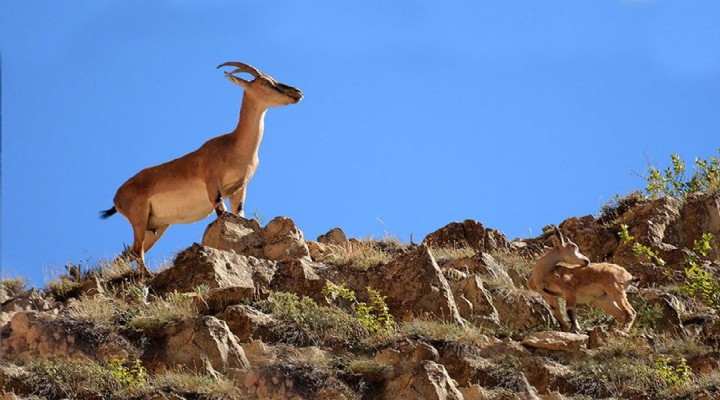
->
<box><xmin>636</xmin><ymin>289</ymin><xmax>685</xmax><ymax>335</ymax></box>
<box><xmin>423</xmin><ymin>219</ymin><xmax>511</xmax><ymax>253</ymax></box>
<box><xmin>202</xmin><ymin>213</ymin><xmax>264</xmax><ymax>257</ymax></box>
<box><xmin>151</xmin><ymin>243</ymin><xmax>276</xmax><ymax>296</ymax></box>
<box><xmin>1</xmin><ymin>289</ymin><xmax>56</xmax><ymax>328</ymax></box>
<box><xmin>318</xmin><ymin>227</ymin><xmax>348</xmax><ymax>246</ymax></box>
<box><xmin>308</xmin><ymin>241</ymin><xmax>347</xmax><ymax>262</ymax></box>
<box><xmin>521</xmin><ymin>331</ymin><xmax>588</xmax><ymax>352</ymax></box>
<box><xmin>381</xmin><ymin>360</ymin><xmax>463</xmax><ymax>400</ymax></box>
<box><xmin>472</xmin><ymin>252</ymin><xmax>514</xmax><ymax>287</ymax></box>
<box><xmin>244</xmin><ymin>359</ymin><xmax>350</xmax><ymax>400</ymax></box>
<box><xmin>196</xmin><ymin>286</ymin><xmax>258</xmax><ymax>313</ymax></box>
<box><xmin>144</xmin><ymin>316</ymin><xmax>249</xmax><ymax>377</ymax></box>
<box><xmin>366</xmin><ymin>245</ymin><xmax>462</xmax><ymax>323</ymax></box>
<box><xmin>668</xmin><ymin>192</ymin><xmax>720</xmax><ymax>260</ymax></box>
<box><xmin>523</xmin><ymin>358</ymin><xmax>577</xmax><ymax>394</ymax></box>
<box><xmin>263</xmin><ymin>216</ymin><xmax>311</xmax><ymax>261</ymax></box>
<box><xmin>270</xmin><ymin>258</ymin><xmax>329</xmax><ymax>303</ymax></box>
<box><xmin>488</xmin><ymin>287</ymin><xmax>554</xmax><ymax>331</ymax></box>
<box><xmin>447</xmin><ymin>275</ymin><xmax>500</xmax><ymax>327</ymax></box>
<box><xmin>558</xmin><ymin>215</ymin><xmax>617</xmax><ymax>262</ymax></box>
<box><xmin>219</xmin><ymin>305</ymin><xmax>278</xmax><ymax>343</ymax></box>
<box><xmin>1</xmin><ymin>311</ymin><xmax>132</xmax><ymax>362</ymax></box>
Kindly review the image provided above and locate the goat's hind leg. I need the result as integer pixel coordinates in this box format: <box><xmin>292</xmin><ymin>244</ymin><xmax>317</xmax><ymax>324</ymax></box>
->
<box><xmin>565</xmin><ymin>294</ymin><xmax>582</xmax><ymax>333</ymax></box>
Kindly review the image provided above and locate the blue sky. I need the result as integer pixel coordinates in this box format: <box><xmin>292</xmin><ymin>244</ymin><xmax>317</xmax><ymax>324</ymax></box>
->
<box><xmin>3</xmin><ymin>1</ymin><xmax>719</xmax><ymax>286</ymax></box>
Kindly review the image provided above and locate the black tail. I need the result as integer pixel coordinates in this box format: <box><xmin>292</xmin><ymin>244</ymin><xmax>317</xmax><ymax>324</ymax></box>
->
<box><xmin>99</xmin><ymin>206</ymin><xmax>117</xmax><ymax>219</ymax></box>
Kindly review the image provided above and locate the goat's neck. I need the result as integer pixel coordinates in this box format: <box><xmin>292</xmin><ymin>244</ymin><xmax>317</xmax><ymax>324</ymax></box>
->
<box><xmin>232</xmin><ymin>96</ymin><xmax>269</xmax><ymax>160</ymax></box>
<box><xmin>530</xmin><ymin>250</ymin><xmax>562</xmax><ymax>287</ymax></box>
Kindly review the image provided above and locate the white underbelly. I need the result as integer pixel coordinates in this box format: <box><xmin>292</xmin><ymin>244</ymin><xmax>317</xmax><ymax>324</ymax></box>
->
<box><xmin>147</xmin><ymin>181</ymin><xmax>213</xmax><ymax>228</ymax></box>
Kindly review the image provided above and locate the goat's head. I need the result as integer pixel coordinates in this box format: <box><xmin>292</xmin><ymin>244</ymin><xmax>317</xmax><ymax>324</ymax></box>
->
<box><xmin>550</xmin><ymin>226</ymin><xmax>590</xmax><ymax>267</ymax></box>
<box><xmin>218</xmin><ymin>62</ymin><xmax>303</xmax><ymax>107</ymax></box>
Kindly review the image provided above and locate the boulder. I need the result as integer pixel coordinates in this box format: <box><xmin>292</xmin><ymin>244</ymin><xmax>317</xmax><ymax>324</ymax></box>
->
<box><xmin>270</xmin><ymin>258</ymin><xmax>329</xmax><ymax>303</ymax></box>
<box><xmin>423</xmin><ymin>220</ymin><xmax>510</xmax><ymax>253</ymax></box>
<box><xmin>447</xmin><ymin>275</ymin><xmax>500</xmax><ymax>327</ymax></box>
<box><xmin>144</xmin><ymin>316</ymin><xmax>249</xmax><ymax>377</ymax></box>
<box><xmin>521</xmin><ymin>331</ymin><xmax>588</xmax><ymax>352</ymax></box>
<box><xmin>219</xmin><ymin>305</ymin><xmax>278</xmax><ymax>343</ymax></box>
<box><xmin>667</xmin><ymin>192</ymin><xmax>720</xmax><ymax>260</ymax></box>
<box><xmin>558</xmin><ymin>216</ymin><xmax>617</xmax><ymax>262</ymax></box>
<box><xmin>1</xmin><ymin>311</ymin><xmax>132</xmax><ymax>362</ymax></box>
<box><xmin>263</xmin><ymin>216</ymin><xmax>311</xmax><ymax>261</ymax></box>
<box><xmin>381</xmin><ymin>360</ymin><xmax>463</xmax><ymax>400</ymax></box>
<box><xmin>150</xmin><ymin>243</ymin><xmax>276</xmax><ymax>296</ymax></box>
<box><xmin>488</xmin><ymin>287</ymin><xmax>555</xmax><ymax>331</ymax></box>
<box><xmin>202</xmin><ymin>213</ymin><xmax>264</xmax><ymax>257</ymax></box>
<box><xmin>472</xmin><ymin>252</ymin><xmax>514</xmax><ymax>287</ymax></box>
<box><xmin>318</xmin><ymin>227</ymin><xmax>348</xmax><ymax>246</ymax></box>
<box><xmin>366</xmin><ymin>245</ymin><xmax>462</xmax><ymax>323</ymax></box>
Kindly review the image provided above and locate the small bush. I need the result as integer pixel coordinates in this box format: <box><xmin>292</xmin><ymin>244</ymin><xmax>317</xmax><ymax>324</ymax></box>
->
<box><xmin>644</xmin><ymin>151</ymin><xmax>720</xmax><ymax>199</ymax></box>
<box><xmin>256</xmin><ymin>291</ymin><xmax>370</xmax><ymax>347</ymax></box>
<box><xmin>322</xmin><ymin>283</ymin><xmax>395</xmax><ymax>336</ymax></box>
<box><xmin>681</xmin><ymin>233</ymin><xmax>720</xmax><ymax>313</ymax></box>
<box><xmin>150</xmin><ymin>369</ymin><xmax>243</xmax><ymax>399</ymax></box>
<box><xmin>327</xmin><ymin>240</ymin><xmax>393</xmax><ymax>271</ymax></box>
<box><xmin>1</xmin><ymin>277</ymin><xmax>28</xmax><ymax>297</ymax></box>
<box><xmin>129</xmin><ymin>291</ymin><xmax>197</xmax><ymax>332</ymax></box>
<box><xmin>655</xmin><ymin>354</ymin><xmax>693</xmax><ymax>389</ymax></box>
<box><xmin>24</xmin><ymin>357</ymin><xmax>126</xmax><ymax>399</ymax></box>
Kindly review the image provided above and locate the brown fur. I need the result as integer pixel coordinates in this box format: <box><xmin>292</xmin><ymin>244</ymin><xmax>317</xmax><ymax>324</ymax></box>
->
<box><xmin>528</xmin><ymin>228</ymin><xmax>636</xmax><ymax>333</ymax></box>
<box><xmin>102</xmin><ymin>63</ymin><xmax>303</xmax><ymax>275</ymax></box>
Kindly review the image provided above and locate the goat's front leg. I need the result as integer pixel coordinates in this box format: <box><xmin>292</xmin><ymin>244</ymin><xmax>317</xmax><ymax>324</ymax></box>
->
<box><xmin>543</xmin><ymin>294</ymin><xmax>570</xmax><ymax>332</ymax></box>
<box><xmin>565</xmin><ymin>294</ymin><xmax>582</xmax><ymax>333</ymax></box>
<box><xmin>206</xmin><ymin>184</ymin><xmax>227</xmax><ymax>216</ymax></box>
<box><xmin>229</xmin><ymin>186</ymin><xmax>247</xmax><ymax>218</ymax></box>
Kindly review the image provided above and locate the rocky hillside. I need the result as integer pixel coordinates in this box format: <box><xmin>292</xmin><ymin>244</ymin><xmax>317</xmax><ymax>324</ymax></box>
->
<box><xmin>1</xmin><ymin>191</ymin><xmax>719</xmax><ymax>400</ymax></box>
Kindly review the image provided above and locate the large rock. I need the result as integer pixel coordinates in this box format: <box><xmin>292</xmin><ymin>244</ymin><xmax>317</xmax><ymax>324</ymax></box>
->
<box><xmin>1</xmin><ymin>289</ymin><xmax>56</xmax><ymax>328</ymax></box>
<box><xmin>150</xmin><ymin>243</ymin><xmax>277</xmax><ymax>297</ymax></box>
<box><xmin>218</xmin><ymin>305</ymin><xmax>278</xmax><ymax>343</ymax></box>
<box><xmin>270</xmin><ymin>258</ymin><xmax>330</xmax><ymax>303</ymax></box>
<box><xmin>446</xmin><ymin>275</ymin><xmax>500</xmax><ymax>327</ymax></box>
<box><xmin>423</xmin><ymin>220</ymin><xmax>510</xmax><ymax>253</ymax></box>
<box><xmin>1</xmin><ymin>311</ymin><xmax>132</xmax><ymax>362</ymax></box>
<box><xmin>202</xmin><ymin>213</ymin><xmax>264</xmax><ymax>257</ymax></box>
<box><xmin>521</xmin><ymin>331</ymin><xmax>588</xmax><ymax>352</ymax></box>
<box><xmin>666</xmin><ymin>192</ymin><xmax>720</xmax><ymax>260</ymax></box>
<box><xmin>317</xmin><ymin>227</ymin><xmax>348</xmax><ymax>246</ymax></box>
<box><xmin>488</xmin><ymin>288</ymin><xmax>555</xmax><ymax>331</ymax></box>
<box><xmin>144</xmin><ymin>316</ymin><xmax>249</xmax><ymax>377</ymax></box>
<box><xmin>366</xmin><ymin>245</ymin><xmax>463</xmax><ymax>324</ymax></box>
<box><xmin>263</xmin><ymin>216</ymin><xmax>311</xmax><ymax>261</ymax></box>
<box><xmin>558</xmin><ymin>216</ymin><xmax>617</xmax><ymax>262</ymax></box>
<box><xmin>381</xmin><ymin>360</ymin><xmax>463</xmax><ymax>400</ymax></box>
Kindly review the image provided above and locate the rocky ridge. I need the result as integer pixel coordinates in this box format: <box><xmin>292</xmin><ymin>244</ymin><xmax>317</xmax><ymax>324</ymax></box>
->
<box><xmin>1</xmin><ymin>192</ymin><xmax>719</xmax><ymax>399</ymax></box>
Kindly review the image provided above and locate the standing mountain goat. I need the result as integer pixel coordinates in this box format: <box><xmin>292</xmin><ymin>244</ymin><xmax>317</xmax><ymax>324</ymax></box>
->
<box><xmin>528</xmin><ymin>226</ymin><xmax>636</xmax><ymax>333</ymax></box>
<box><xmin>100</xmin><ymin>62</ymin><xmax>303</xmax><ymax>275</ymax></box>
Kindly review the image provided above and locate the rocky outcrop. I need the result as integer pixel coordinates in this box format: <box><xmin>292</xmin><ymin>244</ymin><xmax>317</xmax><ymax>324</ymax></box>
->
<box><xmin>1</xmin><ymin>311</ymin><xmax>133</xmax><ymax>362</ymax></box>
<box><xmin>143</xmin><ymin>316</ymin><xmax>249</xmax><ymax>377</ymax></box>
<box><xmin>521</xmin><ymin>331</ymin><xmax>588</xmax><ymax>352</ymax></box>
<box><xmin>150</xmin><ymin>243</ymin><xmax>273</xmax><ymax>297</ymax></box>
<box><xmin>202</xmin><ymin>214</ymin><xmax>310</xmax><ymax>262</ymax></box>
<box><xmin>423</xmin><ymin>220</ymin><xmax>511</xmax><ymax>253</ymax></box>
<box><xmin>366</xmin><ymin>245</ymin><xmax>463</xmax><ymax>324</ymax></box>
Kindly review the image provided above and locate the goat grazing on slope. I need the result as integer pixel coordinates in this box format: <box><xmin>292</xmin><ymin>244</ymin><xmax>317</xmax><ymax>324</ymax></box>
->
<box><xmin>100</xmin><ymin>62</ymin><xmax>303</xmax><ymax>275</ymax></box>
<box><xmin>528</xmin><ymin>227</ymin><xmax>637</xmax><ymax>333</ymax></box>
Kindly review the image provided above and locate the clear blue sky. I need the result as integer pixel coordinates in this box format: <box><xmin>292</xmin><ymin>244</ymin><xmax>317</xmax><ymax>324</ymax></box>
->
<box><xmin>2</xmin><ymin>1</ymin><xmax>719</xmax><ymax>286</ymax></box>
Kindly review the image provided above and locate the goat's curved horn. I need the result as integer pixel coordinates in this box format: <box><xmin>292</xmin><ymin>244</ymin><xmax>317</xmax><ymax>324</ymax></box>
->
<box><xmin>217</xmin><ymin>62</ymin><xmax>262</xmax><ymax>78</ymax></box>
<box><xmin>553</xmin><ymin>225</ymin><xmax>567</xmax><ymax>246</ymax></box>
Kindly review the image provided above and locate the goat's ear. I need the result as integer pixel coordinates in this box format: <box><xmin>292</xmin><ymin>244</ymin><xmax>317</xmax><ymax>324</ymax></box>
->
<box><xmin>551</xmin><ymin>225</ymin><xmax>566</xmax><ymax>247</ymax></box>
<box><xmin>224</xmin><ymin>72</ymin><xmax>249</xmax><ymax>88</ymax></box>
<box><xmin>550</xmin><ymin>235</ymin><xmax>561</xmax><ymax>248</ymax></box>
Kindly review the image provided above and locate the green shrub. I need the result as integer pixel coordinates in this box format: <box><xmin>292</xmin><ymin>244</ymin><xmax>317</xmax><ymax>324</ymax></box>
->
<box><xmin>256</xmin><ymin>291</ymin><xmax>370</xmax><ymax>347</ymax></box>
<box><xmin>681</xmin><ymin>233</ymin><xmax>720</xmax><ymax>313</ymax></box>
<box><xmin>645</xmin><ymin>151</ymin><xmax>720</xmax><ymax>199</ymax></box>
<box><xmin>655</xmin><ymin>354</ymin><xmax>693</xmax><ymax>389</ymax></box>
<box><xmin>322</xmin><ymin>283</ymin><xmax>395</xmax><ymax>336</ymax></box>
